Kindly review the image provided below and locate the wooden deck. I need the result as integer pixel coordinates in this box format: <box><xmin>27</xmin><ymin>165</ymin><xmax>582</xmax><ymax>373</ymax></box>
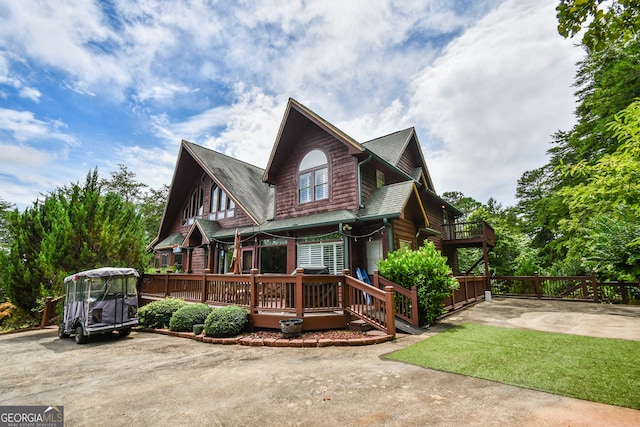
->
<box><xmin>139</xmin><ymin>269</ymin><xmax>490</xmax><ymax>334</ymax></box>
<box><xmin>140</xmin><ymin>268</ymin><xmax>397</xmax><ymax>336</ymax></box>
<box><xmin>442</xmin><ymin>221</ymin><xmax>496</xmax><ymax>248</ymax></box>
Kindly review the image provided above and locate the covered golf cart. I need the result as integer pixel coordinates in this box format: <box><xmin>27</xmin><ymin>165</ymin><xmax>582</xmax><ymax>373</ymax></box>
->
<box><xmin>58</xmin><ymin>267</ymin><xmax>139</xmax><ymax>344</ymax></box>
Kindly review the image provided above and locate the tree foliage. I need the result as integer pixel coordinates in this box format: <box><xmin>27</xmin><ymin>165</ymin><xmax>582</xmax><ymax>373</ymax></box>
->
<box><xmin>0</xmin><ymin>169</ymin><xmax>149</xmax><ymax>312</ymax></box>
<box><xmin>557</xmin><ymin>0</ymin><xmax>640</xmax><ymax>51</ymax></box>
<box><xmin>100</xmin><ymin>163</ymin><xmax>147</xmax><ymax>205</ymax></box>
<box><xmin>516</xmin><ymin>37</ymin><xmax>640</xmax><ymax>276</ymax></box>
<box><xmin>377</xmin><ymin>242</ymin><xmax>458</xmax><ymax>325</ymax></box>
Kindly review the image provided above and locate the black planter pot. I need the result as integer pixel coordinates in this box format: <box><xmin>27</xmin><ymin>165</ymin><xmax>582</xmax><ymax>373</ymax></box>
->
<box><xmin>280</xmin><ymin>318</ymin><xmax>303</xmax><ymax>338</ymax></box>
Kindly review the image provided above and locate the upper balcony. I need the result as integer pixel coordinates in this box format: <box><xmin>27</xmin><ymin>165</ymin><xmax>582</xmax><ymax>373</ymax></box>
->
<box><xmin>442</xmin><ymin>221</ymin><xmax>496</xmax><ymax>248</ymax></box>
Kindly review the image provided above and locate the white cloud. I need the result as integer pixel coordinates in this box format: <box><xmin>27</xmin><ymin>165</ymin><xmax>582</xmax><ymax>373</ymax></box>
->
<box><xmin>18</xmin><ymin>87</ymin><xmax>41</xmax><ymax>102</ymax></box>
<box><xmin>0</xmin><ymin>108</ymin><xmax>76</xmax><ymax>145</ymax></box>
<box><xmin>0</xmin><ymin>0</ymin><xmax>585</xmax><ymax>211</ymax></box>
<box><xmin>407</xmin><ymin>0</ymin><xmax>584</xmax><ymax>204</ymax></box>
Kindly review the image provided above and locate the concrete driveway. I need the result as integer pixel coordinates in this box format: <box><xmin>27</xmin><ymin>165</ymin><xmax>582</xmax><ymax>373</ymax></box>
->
<box><xmin>1</xmin><ymin>298</ymin><xmax>639</xmax><ymax>426</ymax></box>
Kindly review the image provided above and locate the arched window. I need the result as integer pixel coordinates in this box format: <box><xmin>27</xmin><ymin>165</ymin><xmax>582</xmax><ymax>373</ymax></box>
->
<box><xmin>182</xmin><ymin>185</ymin><xmax>203</xmax><ymax>225</ymax></box>
<box><xmin>298</xmin><ymin>150</ymin><xmax>328</xmax><ymax>203</ymax></box>
<box><xmin>210</xmin><ymin>184</ymin><xmax>235</xmax><ymax>220</ymax></box>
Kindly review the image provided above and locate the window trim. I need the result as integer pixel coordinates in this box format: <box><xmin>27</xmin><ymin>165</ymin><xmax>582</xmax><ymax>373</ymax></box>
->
<box><xmin>210</xmin><ymin>183</ymin><xmax>235</xmax><ymax>220</ymax></box>
<box><xmin>298</xmin><ymin>149</ymin><xmax>329</xmax><ymax>204</ymax></box>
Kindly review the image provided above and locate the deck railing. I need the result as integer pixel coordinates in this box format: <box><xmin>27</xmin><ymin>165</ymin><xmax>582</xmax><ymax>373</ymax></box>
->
<box><xmin>372</xmin><ymin>271</ymin><xmax>488</xmax><ymax>327</ymax></box>
<box><xmin>140</xmin><ymin>268</ymin><xmax>396</xmax><ymax>335</ymax></box>
<box><xmin>442</xmin><ymin>221</ymin><xmax>496</xmax><ymax>245</ymax></box>
<box><xmin>491</xmin><ymin>273</ymin><xmax>640</xmax><ymax>304</ymax></box>
<box><xmin>444</xmin><ymin>274</ymin><xmax>488</xmax><ymax>311</ymax></box>
<box><xmin>140</xmin><ymin>269</ymin><xmax>492</xmax><ymax>333</ymax></box>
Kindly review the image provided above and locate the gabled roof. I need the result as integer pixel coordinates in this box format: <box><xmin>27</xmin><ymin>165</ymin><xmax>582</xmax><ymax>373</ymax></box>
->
<box><xmin>362</xmin><ymin>127</ymin><xmax>435</xmax><ymax>191</ymax></box>
<box><xmin>263</xmin><ymin>98</ymin><xmax>364</xmax><ymax>184</ymax></box>
<box><xmin>183</xmin><ymin>219</ymin><xmax>221</xmax><ymax>247</ymax></box>
<box><xmin>154</xmin><ymin>232</ymin><xmax>185</xmax><ymax>250</ymax></box>
<box><xmin>358</xmin><ymin>181</ymin><xmax>429</xmax><ymax>226</ymax></box>
<box><xmin>362</xmin><ymin>128</ymin><xmax>414</xmax><ymax>166</ymax></box>
<box><xmin>183</xmin><ymin>141</ymin><xmax>274</xmax><ymax>224</ymax></box>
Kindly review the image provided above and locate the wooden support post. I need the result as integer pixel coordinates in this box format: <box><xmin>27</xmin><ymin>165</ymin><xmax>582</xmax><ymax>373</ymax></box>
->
<box><xmin>250</xmin><ymin>268</ymin><xmax>258</xmax><ymax>313</ymax></box>
<box><xmin>410</xmin><ymin>286</ymin><xmax>419</xmax><ymax>327</ymax></box>
<box><xmin>534</xmin><ymin>272</ymin><xmax>542</xmax><ymax>299</ymax></box>
<box><xmin>482</xmin><ymin>241</ymin><xmax>490</xmax><ymax>291</ymax></box>
<box><xmin>164</xmin><ymin>273</ymin><xmax>169</xmax><ymax>297</ymax></box>
<box><xmin>373</xmin><ymin>270</ymin><xmax>380</xmax><ymax>289</ymax></box>
<box><xmin>40</xmin><ymin>297</ymin><xmax>53</xmax><ymax>328</ymax></box>
<box><xmin>295</xmin><ymin>268</ymin><xmax>304</xmax><ymax>318</ymax></box>
<box><xmin>342</xmin><ymin>269</ymin><xmax>351</xmax><ymax>310</ymax></box>
<box><xmin>201</xmin><ymin>272</ymin><xmax>207</xmax><ymax>303</ymax></box>
<box><xmin>462</xmin><ymin>273</ymin><xmax>469</xmax><ymax>304</ymax></box>
<box><xmin>591</xmin><ymin>271</ymin><xmax>599</xmax><ymax>303</ymax></box>
<box><xmin>384</xmin><ymin>286</ymin><xmax>396</xmax><ymax>337</ymax></box>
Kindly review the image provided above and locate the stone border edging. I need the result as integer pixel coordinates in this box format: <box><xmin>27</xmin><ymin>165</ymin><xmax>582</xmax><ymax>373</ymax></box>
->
<box><xmin>137</xmin><ymin>328</ymin><xmax>393</xmax><ymax>347</ymax></box>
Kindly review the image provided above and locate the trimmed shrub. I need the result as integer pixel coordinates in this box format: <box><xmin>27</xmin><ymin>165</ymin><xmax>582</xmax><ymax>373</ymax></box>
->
<box><xmin>204</xmin><ymin>305</ymin><xmax>249</xmax><ymax>337</ymax></box>
<box><xmin>138</xmin><ymin>298</ymin><xmax>187</xmax><ymax>329</ymax></box>
<box><xmin>169</xmin><ymin>303</ymin><xmax>213</xmax><ymax>332</ymax></box>
<box><xmin>377</xmin><ymin>242</ymin><xmax>458</xmax><ymax>325</ymax></box>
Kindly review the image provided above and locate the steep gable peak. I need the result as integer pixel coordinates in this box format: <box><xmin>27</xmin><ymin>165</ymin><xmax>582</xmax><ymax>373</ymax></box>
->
<box><xmin>263</xmin><ymin>98</ymin><xmax>363</xmax><ymax>183</ymax></box>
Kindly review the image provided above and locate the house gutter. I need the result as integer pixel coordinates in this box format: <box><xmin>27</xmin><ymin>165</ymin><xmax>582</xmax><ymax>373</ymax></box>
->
<box><xmin>339</xmin><ymin>223</ymin><xmax>349</xmax><ymax>270</ymax></box>
<box><xmin>357</xmin><ymin>154</ymin><xmax>373</xmax><ymax>209</ymax></box>
<box><xmin>383</xmin><ymin>218</ymin><xmax>393</xmax><ymax>252</ymax></box>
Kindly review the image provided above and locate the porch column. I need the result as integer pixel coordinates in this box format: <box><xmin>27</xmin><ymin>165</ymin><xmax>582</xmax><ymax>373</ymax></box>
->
<box><xmin>207</xmin><ymin>243</ymin><xmax>215</xmax><ymax>271</ymax></box>
<box><xmin>213</xmin><ymin>244</ymin><xmax>220</xmax><ymax>274</ymax></box>
<box><xmin>187</xmin><ymin>248</ymin><xmax>194</xmax><ymax>273</ymax></box>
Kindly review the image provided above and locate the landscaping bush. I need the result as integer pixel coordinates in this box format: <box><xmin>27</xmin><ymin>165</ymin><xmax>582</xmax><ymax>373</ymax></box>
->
<box><xmin>138</xmin><ymin>298</ymin><xmax>187</xmax><ymax>329</ymax></box>
<box><xmin>169</xmin><ymin>303</ymin><xmax>213</xmax><ymax>332</ymax></box>
<box><xmin>377</xmin><ymin>242</ymin><xmax>458</xmax><ymax>325</ymax></box>
<box><xmin>204</xmin><ymin>305</ymin><xmax>249</xmax><ymax>337</ymax></box>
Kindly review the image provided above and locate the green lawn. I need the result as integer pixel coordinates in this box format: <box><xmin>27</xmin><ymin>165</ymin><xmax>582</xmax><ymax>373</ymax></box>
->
<box><xmin>386</xmin><ymin>323</ymin><xmax>640</xmax><ymax>409</ymax></box>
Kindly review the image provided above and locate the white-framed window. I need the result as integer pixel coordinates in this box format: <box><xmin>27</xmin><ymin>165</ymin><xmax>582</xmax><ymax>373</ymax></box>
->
<box><xmin>209</xmin><ymin>184</ymin><xmax>235</xmax><ymax>220</ymax></box>
<box><xmin>298</xmin><ymin>150</ymin><xmax>329</xmax><ymax>203</ymax></box>
<box><xmin>297</xmin><ymin>240</ymin><xmax>344</xmax><ymax>274</ymax></box>
<box><xmin>182</xmin><ymin>185</ymin><xmax>203</xmax><ymax>225</ymax></box>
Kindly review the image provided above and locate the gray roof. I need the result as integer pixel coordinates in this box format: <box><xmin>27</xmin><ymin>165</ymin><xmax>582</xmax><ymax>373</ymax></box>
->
<box><xmin>155</xmin><ymin>232</ymin><xmax>185</xmax><ymax>250</ymax></box>
<box><xmin>362</xmin><ymin>128</ymin><xmax>414</xmax><ymax>167</ymax></box>
<box><xmin>208</xmin><ymin>209</ymin><xmax>358</xmax><ymax>240</ymax></box>
<box><xmin>184</xmin><ymin>141</ymin><xmax>274</xmax><ymax>224</ymax></box>
<box><xmin>357</xmin><ymin>181</ymin><xmax>416</xmax><ymax>221</ymax></box>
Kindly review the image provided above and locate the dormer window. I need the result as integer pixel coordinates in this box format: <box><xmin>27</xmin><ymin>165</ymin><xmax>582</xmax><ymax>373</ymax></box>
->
<box><xmin>298</xmin><ymin>149</ymin><xmax>328</xmax><ymax>203</ymax></box>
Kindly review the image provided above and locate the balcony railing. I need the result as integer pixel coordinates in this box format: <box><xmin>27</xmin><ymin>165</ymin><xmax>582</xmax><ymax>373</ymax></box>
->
<box><xmin>442</xmin><ymin>221</ymin><xmax>496</xmax><ymax>246</ymax></box>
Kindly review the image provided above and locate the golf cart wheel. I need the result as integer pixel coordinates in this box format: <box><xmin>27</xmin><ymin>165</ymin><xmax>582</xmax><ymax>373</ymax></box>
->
<box><xmin>58</xmin><ymin>324</ymin><xmax>70</xmax><ymax>339</ymax></box>
<box><xmin>118</xmin><ymin>328</ymin><xmax>131</xmax><ymax>337</ymax></box>
<box><xmin>74</xmin><ymin>325</ymin><xmax>88</xmax><ymax>344</ymax></box>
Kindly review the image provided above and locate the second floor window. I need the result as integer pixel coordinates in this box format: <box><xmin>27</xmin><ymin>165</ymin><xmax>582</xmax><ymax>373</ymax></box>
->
<box><xmin>298</xmin><ymin>149</ymin><xmax>328</xmax><ymax>203</ymax></box>
<box><xmin>183</xmin><ymin>185</ymin><xmax>204</xmax><ymax>225</ymax></box>
<box><xmin>210</xmin><ymin>184</ymin><xmax>235</xmax><ymax>220</ymax></box>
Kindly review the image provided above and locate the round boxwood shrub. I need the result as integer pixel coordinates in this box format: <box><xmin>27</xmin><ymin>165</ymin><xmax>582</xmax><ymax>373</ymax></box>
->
<box><xmin>377</xmin><ymin>242</ymin><xmax>458</xmax><ymax>326</ymax></box>
<box><xmin>204</xmin><ymin>305</ymin><xmax>249</xmax><ymax>337</ymax></box>
<box><xmin>138</xmin><ymin>298</ymin><xmax>187</xmax><ymax>329</ymax></box>
<box><xmin>169</xmin><ymin>303</ymin><xmax>213</xmax><ymax>332</ymax></box>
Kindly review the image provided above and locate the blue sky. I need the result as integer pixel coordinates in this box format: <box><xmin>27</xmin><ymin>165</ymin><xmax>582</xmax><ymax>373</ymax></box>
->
<box><xmin>0</xmin><ymin>0</ymin><xmax>584</xmax><ymax>210</ymax></box>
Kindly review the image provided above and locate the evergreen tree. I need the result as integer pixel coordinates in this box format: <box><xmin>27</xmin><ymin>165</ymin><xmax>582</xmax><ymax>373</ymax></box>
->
<box><xmin>0</xmin><ymin>169</ymin><xmax>149</xmax><ymax>312</ymax></box>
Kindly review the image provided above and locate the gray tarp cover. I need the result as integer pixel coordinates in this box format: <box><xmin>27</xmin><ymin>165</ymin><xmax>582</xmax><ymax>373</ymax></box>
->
<box><xmin>64</xmin><ymin>267</ymin><xmax>139</xmax><ymax>283</ymax></box>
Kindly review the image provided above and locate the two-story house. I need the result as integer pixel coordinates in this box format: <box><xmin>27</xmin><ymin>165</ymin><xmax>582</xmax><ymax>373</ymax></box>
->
<box><xmin>149</xmin><ymin>98</ymin><xmax>492</xmax><ymax>278</ymax></box>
